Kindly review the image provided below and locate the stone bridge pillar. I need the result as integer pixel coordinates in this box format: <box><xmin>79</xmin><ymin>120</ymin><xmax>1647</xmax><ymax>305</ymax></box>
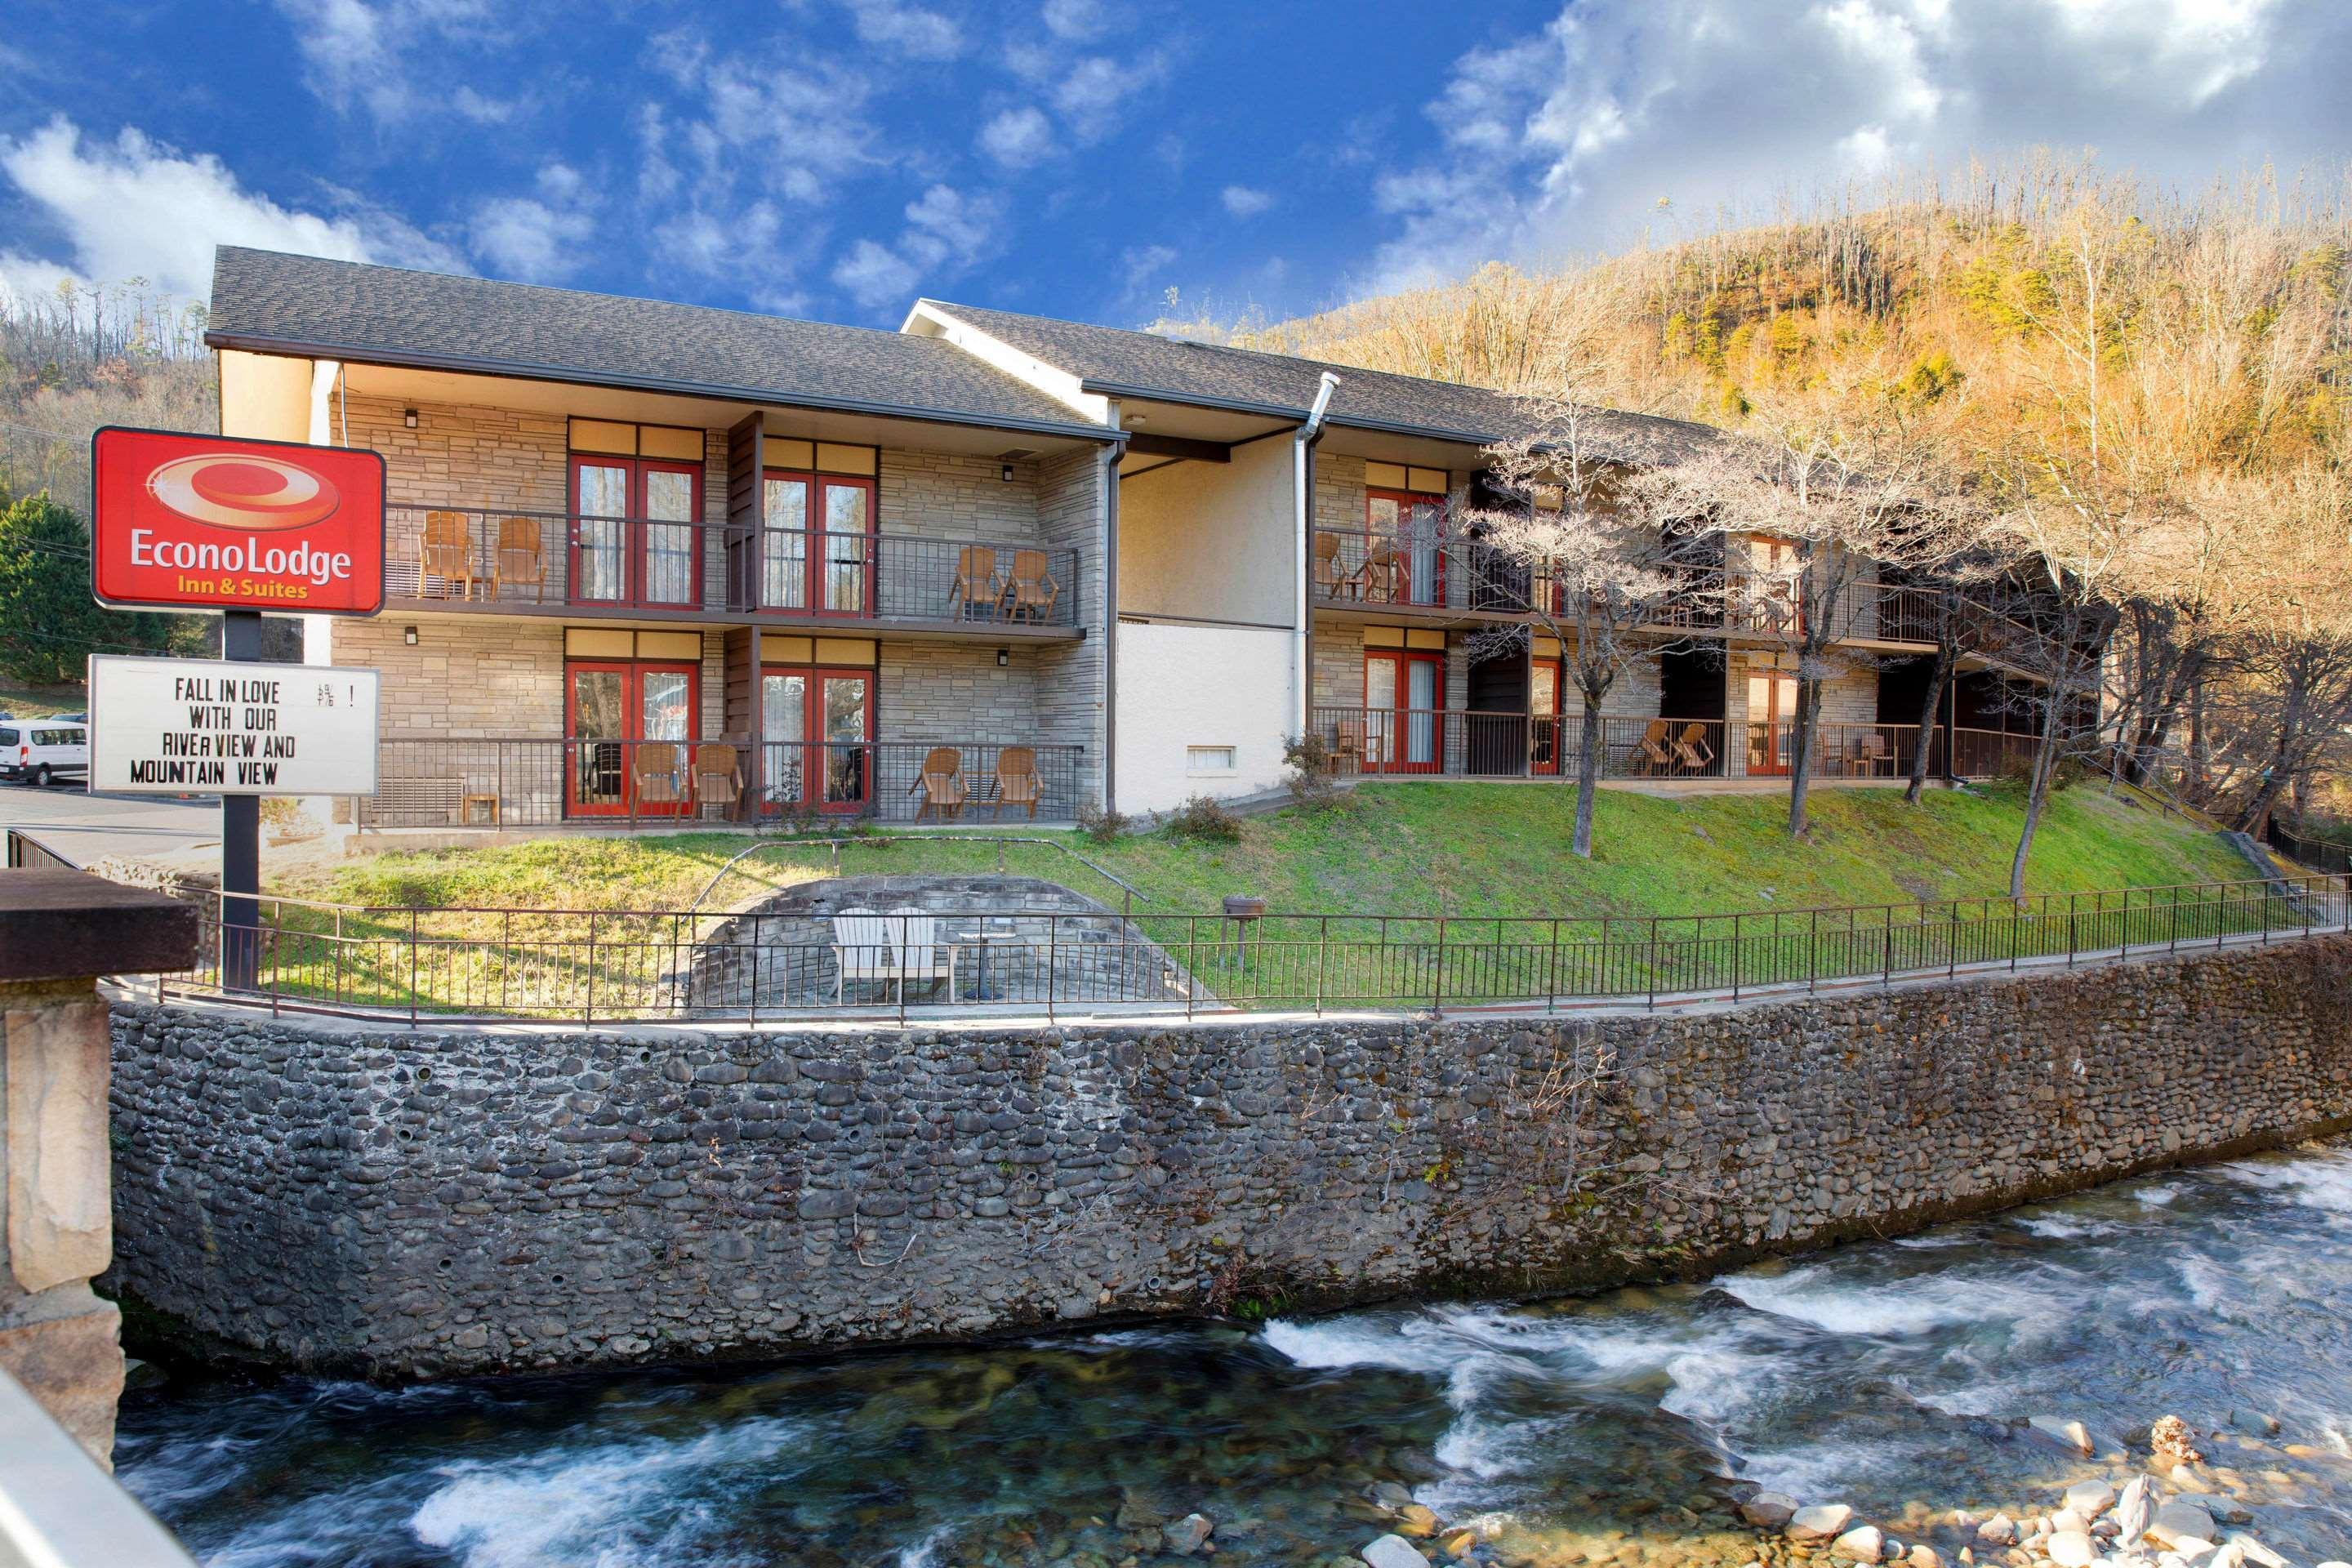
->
<box><xmin>0</xmin><ymin>870</ymin><xmax>197</xmax><ymax>1465</ymax></box>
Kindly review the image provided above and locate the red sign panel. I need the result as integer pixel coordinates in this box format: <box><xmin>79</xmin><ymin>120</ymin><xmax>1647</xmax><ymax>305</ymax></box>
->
<box><xmin>91</xmin><ymin>427</ymin><xmax>386</xmax><ymax>617</ymax></box>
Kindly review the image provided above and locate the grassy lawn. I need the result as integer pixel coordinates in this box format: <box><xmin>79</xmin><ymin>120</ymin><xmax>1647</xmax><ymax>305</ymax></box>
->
<box><xmin>284</xmin><ymin>779</ymin><xmax>2254</xmax><ymax>921</ymax></box>
<box><xmin>0</xmin><ymin>681</ymin><xmax>84</xmax><ymax>718</ymax></box>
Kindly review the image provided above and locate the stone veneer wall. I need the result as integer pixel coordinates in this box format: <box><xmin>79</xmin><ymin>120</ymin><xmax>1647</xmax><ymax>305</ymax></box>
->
<box><xmin>104</xmin><ymin>937</ymin><xmax>2352</xmax><ymax>1377</ymax></box>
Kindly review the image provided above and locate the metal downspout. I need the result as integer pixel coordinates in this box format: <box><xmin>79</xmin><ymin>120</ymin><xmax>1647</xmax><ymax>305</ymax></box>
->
<box><xmin>1294</xmin><ymin>372</ymin><xmax>1341</xmax><ymax>739</ymax></box>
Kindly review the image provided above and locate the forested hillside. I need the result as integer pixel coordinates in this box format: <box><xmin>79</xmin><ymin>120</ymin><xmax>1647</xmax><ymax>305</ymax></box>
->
<box><xmin>0</xmin><ymin>278</ymin><xmax>217</xmax><ymax>688</ymax></box>
<box><xmin>1167</xmin><ymin>158</ymin><xmax>2352</xmax><ymax>840</ymax></box>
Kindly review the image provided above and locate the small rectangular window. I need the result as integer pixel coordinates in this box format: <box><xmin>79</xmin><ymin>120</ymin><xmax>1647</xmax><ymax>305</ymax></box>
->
<box><xmin>1186</xmin><ymin>746</ymin><xmax>1237</xmax><ymax>774</ymax></box>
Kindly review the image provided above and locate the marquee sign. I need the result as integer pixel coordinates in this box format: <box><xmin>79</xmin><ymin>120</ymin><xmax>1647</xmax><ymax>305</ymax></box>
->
<box><xmin>90</xmin><ymin>427</ymin><xmax>386</xmax><ymax>616</ymax></box>
<box><xmin>87</xmin><ymin>656</ymin><xmax>380</xmax><ymax>795</ymax></box>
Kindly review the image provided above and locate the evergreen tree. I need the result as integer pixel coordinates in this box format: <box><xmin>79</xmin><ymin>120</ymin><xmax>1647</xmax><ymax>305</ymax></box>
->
<box><xmin>0</xmin><ymin>490</ymin><xmax>175</xmax><ymax>686</ymax></box>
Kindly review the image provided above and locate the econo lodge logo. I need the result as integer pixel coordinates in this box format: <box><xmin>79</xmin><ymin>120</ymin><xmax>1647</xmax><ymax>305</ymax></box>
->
<box><xmin>91</xmin><ymin>427</ymin><xmax>387</xmax><ymax>617</ymax></box>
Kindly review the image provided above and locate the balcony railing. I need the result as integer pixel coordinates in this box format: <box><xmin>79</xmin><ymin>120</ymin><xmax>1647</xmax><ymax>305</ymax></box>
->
<box><xmin>359</xmin><ymin>735</ymin><xmax>1084</xmax><ymax>829</ymax></box>
<box><xmin>1311</xmin><ymin>527</ymin><xmax>1949</xmax><ymax>648</ymax></box>
<box><xmin>1307</xmin><ymin>708</ymin><xmax>2036</xmax><ymax>782</ymax></box>
<box><xmin>385</xmin><ymin>506</ymin><xmax>1079</xmax><ymax>627</ymax></box>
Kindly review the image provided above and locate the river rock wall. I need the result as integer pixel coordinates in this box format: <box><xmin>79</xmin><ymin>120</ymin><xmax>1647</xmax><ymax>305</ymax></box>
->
<box><xmin>105</xmin><ymin>937</ymin><xmax>2352</xmax><ymax>1377</ymax></box>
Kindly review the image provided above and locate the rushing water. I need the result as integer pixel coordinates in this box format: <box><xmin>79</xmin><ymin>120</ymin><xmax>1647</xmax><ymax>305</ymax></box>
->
<box><xmin>118</xmin><ymin>1141</ymin><xmax>2352</xmax><ymax>1568</ymax></box>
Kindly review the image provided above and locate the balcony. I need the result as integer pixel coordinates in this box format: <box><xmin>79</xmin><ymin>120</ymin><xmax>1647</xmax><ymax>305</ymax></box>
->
<box><xmin>1307</xmin><ymin>707</ymin><xmax>2034</xmax><ymax>782</ymax></box>
<box><xmin>384</xmin><ymin>506</ymin><xmax>1080</xmax><ymax>632</ymax></box>
<box><xmin>359</xmin><ymin>735</ymin><xmax>1085</xmax><ymax>829</ymax></box>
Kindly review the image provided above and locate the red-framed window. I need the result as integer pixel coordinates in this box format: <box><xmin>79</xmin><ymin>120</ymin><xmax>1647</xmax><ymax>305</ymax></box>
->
<box><xmin>758</xmin><ymin>470</ymin><xmax>876</xmax><ymax>617</ymax></box>
<box><xmin>564</xmin><ymin>659</ymin><xmax>701</xmax><ymax>817</ymax></box>
<box><xmin>1530</xmin><ymin>657</ymin><xmax>1562</xmax><ymax>775</ymax></box>
<box><xmin>569</xmin><ymin>455</ymin><xmax>704</xmax><ymax>609</ymax></box>
<box><xmin>1364</xmin><ymin>649</ymin><xmax>1444</xmax><ymax>773</ymax></box>
<box><xmin>1746</xmin><ymin>670</ymin><xmax>1797</xmax><ymax>777</ymax></box>
<box><xmin>760</xmin><ymin>663</ymin><xmax>874</xmax><ymax>812</ymax></box>
<box><xmin>1365</xmin><ymin>488</ymin><xmax>1446</xmax><ymax>607</ymax></box>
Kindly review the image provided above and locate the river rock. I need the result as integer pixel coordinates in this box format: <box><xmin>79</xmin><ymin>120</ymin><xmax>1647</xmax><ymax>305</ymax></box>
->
<box><xmin>2224</xmin><ymin>1536</ymin><xmax>2285</xmax><ymax>1568</ymax></box>
<box><xmin>2052</xmin><ymin>1508</ymin><xmax>2091</xmax><ymax>1535</ymax></box>
<box><xmin>1832</xmin><ymin>1526</ymin><xmax>1886</xmax><ymax>1561</ymax></box>
<box><xmin>1363</xmin><ymin>1535</ymin><xmax>1430</xmax><ymax>1568</ymax></box>
<box><xmin>2226</xmin><ymin>1411</ymin><xmax>2281</xmax><ymax>1437</ymax></box>
<box><xmin>1976</xmin><ymin>1515</ymin><xmax>2019</xmax><ymax>1546</ymax></box>
<box><xmin>2029</xmin><ymin>1417</ymin><xmax>2096</xmax><ymax>1457</ymax></box>
<box><xmin>1907</xmin><ymin>1546</ymin><xmax>1942</xmax><ymax>1568</ymax></box>
<box><xmin>1395</xmin><ymin>1503</ymin><xmax>1441</xmax><ymax>1539</ymax></box>
<box><xmin>1164</xmin><ymin>1512</ymin><xmax>1214</xmax><ymax>1555</ymax></box>
<box><xmin>2114</xmin><ymin>1478</ymin><xmax>2157</xmax><ymax>1547</ymax></box>
<box><xmin>1369</xmin><ymin>1482</ymin><xmax>1416</xmax><ymax>1509</ymax></box>
<box><xmin>2047</xmin><ymin>1530</ymin><xmax>2097</xmax><ymax>1568</ymax></box>
<box><xmin>1790</xmin><ymin>1505</ymin><xmax>1856</xmax><ymax>1542</ymax></box>
<box><xmin>2065</xmin><ymin>1482</ymin><xmax>2118</xmax><ymax>1519</ymax></box>
<box><xmin>1439</xmin><ymin>1528</ymin><xmax>1477</xmax><ymax>1557</ymax></box>
<box><xmin>2145</xmin><ymin>1500</ymin><xmax>2217</xmax><ymax>1549</ymax></box>
<box><xmin>1742</xmin><ymin>1494</ymin><xmax>1802</xmax><ymax>1529</ymax></box>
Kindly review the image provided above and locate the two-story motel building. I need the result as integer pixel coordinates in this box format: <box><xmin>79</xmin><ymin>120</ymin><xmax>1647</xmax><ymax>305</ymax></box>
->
<box><xmin>203</xmin><ymin>246</ymin><xmax>2040</xmax><ymax>831</ymax></box>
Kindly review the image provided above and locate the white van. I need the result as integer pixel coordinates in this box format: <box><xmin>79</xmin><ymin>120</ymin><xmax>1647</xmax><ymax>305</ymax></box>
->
<box><xmin>0</xmin><ymin>719</ymin><xmax>89</xmax><ymax>786</ymax></box>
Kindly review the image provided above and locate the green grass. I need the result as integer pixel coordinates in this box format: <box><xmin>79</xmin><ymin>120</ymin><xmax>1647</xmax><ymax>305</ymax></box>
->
<box><xmin>0</xmin><ymin>680</ymin><xmax>84</xmax><ymax>719</ymax></box>
<box><xmin>285</xmin><ymin>778</ymin><xmax>2255</xmax><ymax>922</ymax></box>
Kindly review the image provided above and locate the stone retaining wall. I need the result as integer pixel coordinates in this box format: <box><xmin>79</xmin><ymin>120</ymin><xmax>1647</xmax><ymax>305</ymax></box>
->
<box><xmin>105</xmin><ymin>937</ymin><xmax>2352</xmax><ymax>1378</ymax></box>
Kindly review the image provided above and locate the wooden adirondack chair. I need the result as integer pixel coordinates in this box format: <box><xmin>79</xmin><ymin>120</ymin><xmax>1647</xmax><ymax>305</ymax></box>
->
<box><xmin>832</xmin><ymin>906</ymin><xmax>960</xmax><ymax>1004</ymax></box>
<box><xmin>949</xmin><ymin>544</ymin><xmax>1002</xmax><ymax>620</ymax></box>
<box><xmin>421</xmin><ymin>510</ymin><xmax>477</xmax><ymax>599</ymax></box>
<box><xmin>998</xmin><ymin>550</ymin><xmax>1061</xmax><ymax>622</ymax></box>
<box><xmin>492</xmin><ymin>515</ymin><xmax>546</xmax><ymax>601</ymax></box>
<box><xmin>991</xmin><ymin>746</ymin><xmax>1042</xmax><ymax>819</ymax></box>
<box><xmin>1631</xmin><ymin>719</ymin><xmax>1676</xmax><ymax>777</ymax></box>
<box><xmin>1673</xmin><ymin>723</ymin><xmax>1716</xmax><ymax>775</ymax></box>
<box><xmin>910</xmin><ymin>746</ymin><xmax>967</xmax><ymax>822</ymax></box>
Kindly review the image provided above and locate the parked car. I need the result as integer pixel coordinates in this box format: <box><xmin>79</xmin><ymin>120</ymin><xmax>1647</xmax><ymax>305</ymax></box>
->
<box><xmin>1</xmin><ymin>719</ymin><xmax>89</xmax><ymax>786</ymax></box>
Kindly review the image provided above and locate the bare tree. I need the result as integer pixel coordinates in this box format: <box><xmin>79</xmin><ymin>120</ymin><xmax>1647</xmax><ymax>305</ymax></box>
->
<box><xmin>1646</xmin><ymin>411</ymin><xmax>1977</xmax><ymax>837</ymax></box>
<box><xmin>1456</xmin><ymin>401</ymin><xmax>1715</xmax><ymax>858</ymax></box>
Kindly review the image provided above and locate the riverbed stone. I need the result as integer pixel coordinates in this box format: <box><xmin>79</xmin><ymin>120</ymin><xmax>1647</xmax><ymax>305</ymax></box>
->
<box><xmin>1976</xmin><ymin>1515</ymin><xmax>2019</xmax><ymax>1545</ymax></box>
<box><xmin>2145</xmin><ymin>1501</ymin><xmax>2217</xmax><ymax>1550</ymax></box>
<box><xmin>1790</xmin><ymin>1507</ymin><xmax>1855</xmax><ymax>1543</ymax></box>
<box><xmin>1743</xmin><ymin>1494</ymin><xmax>1802</xmax><ymax>1529</ymax></box>
<box><xmin>2064</xmin><ymin>1483</ymin><xmax>2117</xmax><ymax>1520</ymax></box>
<box><xmin>96</xmin><ymin>937</ymin><xmax>2352</xmax><ymax>1377</ymax></box>
<box><xmin>2029</xmin><ymin>1417</ymin><xmax>2096</xmax><ymax>1457</ymax></box>
<box><xmin>1832</xmin><ymin>1526</ymin><xmax>1886</xmax><ymax>1561</ymax></box>
<box><xmin>2048</xmin><ymin>1530</ymin><xmax>2099</xmax><ymax>1567</ymax></box>
<box><xmin>1363</xmin><ymin>1535</ymin><xmax>1430</xmax><ymax>1568</ymax></box>
<box><xmin>1164</xmin><ymin>1512</ymin><xmax>1214</xmax><ymax>1554</ymax></box>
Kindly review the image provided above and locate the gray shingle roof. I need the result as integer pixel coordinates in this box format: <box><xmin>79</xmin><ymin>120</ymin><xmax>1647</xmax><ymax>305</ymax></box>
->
<box><xmin>206</xmin><ymin>248</ymin><xmax>1112</xmax><ymax>440</ymax></box>
<box><xmin>917</xmin><ymin>300</ymin><xmax>1711</xmax><ymax>461</ymax></box>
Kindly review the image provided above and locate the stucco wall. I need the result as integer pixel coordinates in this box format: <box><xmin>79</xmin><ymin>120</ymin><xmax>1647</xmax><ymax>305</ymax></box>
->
<box><xmin>105</xmin><ymin>937</ymin><xmax>2352</xmax><ymax>1377</ymax></box>
<box><xmin>1113</xmin><ymin>620</ymin><xmax>1294</xmax><ymax>813</ymax></box>
<box><xmin>1118</xmin><ymin>439</ymin><xmax>1295</xmax><ymax>628</ymax></box>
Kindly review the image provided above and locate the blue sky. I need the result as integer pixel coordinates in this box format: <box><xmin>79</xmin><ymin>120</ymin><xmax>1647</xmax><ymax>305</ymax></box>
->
<box><xmin>4</xmin><ymin>1</ymin><xmax>2350</xmax><ymax>332</ymax></box>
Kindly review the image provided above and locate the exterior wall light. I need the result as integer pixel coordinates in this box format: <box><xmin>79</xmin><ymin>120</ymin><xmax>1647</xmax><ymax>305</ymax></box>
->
<box><xmin>996</xmin><ymin>648</ymin><xmax>1009</xmax><ymax>667</ymax></box>
<box><xmin>403</xmin><ymin>408</ymin><xmax>418</xmax><ymax>429</ymax></box>
<box><xmin>1000</xmin><ymin>463</ymin><xmax>1014</xmax><ymax>482</ymax></box>
<box><xmin>403</xmin><ymin>626</ymin><xmax>419</xmax><ymax>646</ymax></box>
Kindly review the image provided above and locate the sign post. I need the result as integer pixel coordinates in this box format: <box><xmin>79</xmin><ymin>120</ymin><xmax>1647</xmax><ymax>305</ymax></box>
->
<box><xmin>88</xmin><ymin>427</ymin><xmax>386</xmax><ymax>990</ymax></box>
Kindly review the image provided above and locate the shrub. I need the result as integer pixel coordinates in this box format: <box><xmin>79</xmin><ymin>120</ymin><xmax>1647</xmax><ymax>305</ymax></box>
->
<box><xmin>1164</xmin><ymin>793</ymin><xmax>1243</xmax><ymax>844</ymax></box>
<box><xmin>1076</xmin><ymin>799</ymin><xmax>1130</xmax><ymax>844</ymax></box>
<box><xmin>1281</xmin><ymin>732</ymin><xmax>1343</xmax><ymax>812</ymax></box>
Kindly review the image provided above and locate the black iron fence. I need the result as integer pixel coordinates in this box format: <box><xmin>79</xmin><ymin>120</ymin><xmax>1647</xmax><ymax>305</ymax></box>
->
<box><xmin>112</xmin><ymin>869</ymin><xmax>2351</xmax><ymax>1027</ymax></box>
<box><xmin>360</xmin><ymin>736</ymin><xmax>1084</xmax><ymax>828</ymax></box>
<box><xmin>2</xmin><ymin>828</ymin><xmax>78</xmax><ymax>872</ymax></box>
<box><xmin>384</xmin><ymin>505</ymin><xmax>1080</xmax><ymax>626</ymax></box>
<box><xmin>2270</xmin><ymin>822</ymin><xmax>2352</xmax><ymax>876</ymax></box>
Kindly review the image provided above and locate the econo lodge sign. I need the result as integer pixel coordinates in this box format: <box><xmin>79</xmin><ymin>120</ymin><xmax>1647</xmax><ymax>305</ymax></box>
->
<box><xmin>91</xmin><ymin>427</ymin><xmax>386</xmax><ymax>616</ymax></box>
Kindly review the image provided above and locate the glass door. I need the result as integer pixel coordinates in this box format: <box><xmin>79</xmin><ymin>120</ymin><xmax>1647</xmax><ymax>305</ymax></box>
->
<box><xmin>1366</xmin><ymin>489</ymin><xmax>1444</xmax><ymax>606</ymax></box>
<box><xmin>760</xmin><ymin>666</ymin><xmax>872</xmax><ymax>812</ymax></box>
<box><xmin>639</xmin><ymin>461</ymin><xmax>702</xmax><ymax>608</ymax></box>
<box><xmin>1530</xmin><ymin>658</ymin><xmax>1561</xmax><ymax>775</ymax></box>
<box><xmin>1364</xmin><ymin>653</ymin><xmax>1399</xmax><ymax>770</ymax></box>
<box><xmin>1747</xmin><ymin>671</ymin><xmax>1797</xmax><ymax>776</ymax></box>
<box><xmin>570</xmin><ymin>458</ymin><xmax>630</xmax><ymax>604</ymax></box>
<box><xmin>565</xmin><ymin>662</ymin><xmax>628</xmax><ymax>815</ymax></box>
<box><xmin>1364</xmin><ymin>651</ymin><xmax>1443</xmax><ymax>774</ymax></box>
<box><xmin>1403</xmin><ymin>653</ymin><xmax>1441</xmax><ymax>770</ymax></box>
<box><xmin>760</xmin><ymin>473</ymin><xmax>810</xmax><ymax>611</ymax></box>
<box><xmin>819</xmin><ymin>478</ymin><xmax>874</xmax><ymax>615</ymax></box>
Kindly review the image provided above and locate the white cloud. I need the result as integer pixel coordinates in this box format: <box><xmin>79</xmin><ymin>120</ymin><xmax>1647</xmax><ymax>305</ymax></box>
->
<box><xmin>1221</xmin><ymin>185</ymin><xmax>1274</xmax><ymax>217</ymax></box>
<box><xmin>1120</xmin><ymin>243</ymin><xmax>1177</xmax><ymax>292</ymax></box>
<box><xmin>1365</xmin><ymin>0</ymin><xmax>2352</xmax><ymax>295</ymax></box>
<box><xmin>845</xmin><ymin>0</ymin><xmax>962</xmax><ymax>60</ymax></box>
<box><xmin>979</xmin><ymin>105</ymin><xmax>1057</xmax><ymax>168</ymax></box>
<box><xmin>272</xmin><ymin>0</ymin><xmax>502</xmax><ymax>126</ymax></box>
<box><xmin>467</xmin><ymin>163</ymin><xmax>595</xmax><ymax>282</ymax></box>
<box><xmin>1004</xmin><ymin>42</ymin><xmax>1169</xmax><ymax>142</ymax></box>
<box><xmin>1040</xmin><ymin>0</ymin><xmax>1107</xmax><ymax>38</ymax></box>
<box><xmin>0</xmin><ymin>116</ymin><xmax>460</xmax><ymax>301</ymax></box>
<box><xmin>833</xmin><ymin>238</ymin><xmax>920</xmax><ymax>309</ymax></box>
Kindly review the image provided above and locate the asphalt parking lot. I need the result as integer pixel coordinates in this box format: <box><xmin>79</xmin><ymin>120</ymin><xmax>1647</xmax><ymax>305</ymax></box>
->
<box><xmin>0</xmin><ymin>780</ymin><xmax>220</xmax><ymax>870</ymax></box>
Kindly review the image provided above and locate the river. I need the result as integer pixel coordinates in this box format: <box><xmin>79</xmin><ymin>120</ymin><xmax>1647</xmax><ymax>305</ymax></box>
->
<box><xmin>114</xmin><ymin>1138</ymin><xmax>2352</xmax><ymax>1568</ymax></box>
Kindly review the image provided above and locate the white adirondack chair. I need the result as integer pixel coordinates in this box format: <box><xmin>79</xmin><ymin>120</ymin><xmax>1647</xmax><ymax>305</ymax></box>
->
<box><xmin>831</xmin><ymin>905</ymin><xmax>960</xmax><ymax>1004</ymax></box>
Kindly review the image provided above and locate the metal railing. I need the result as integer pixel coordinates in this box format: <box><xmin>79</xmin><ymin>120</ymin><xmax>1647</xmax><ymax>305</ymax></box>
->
<box><xmin>133</xmin><ymin>871</ymin><xmax>2350</xmax><ymax>1026</ymax></box>
<box><xmin>1305</xmin><ymin>710</ymin><xmax>2030</xmax><ymax>782</ymax></box>
<box><xmin>3</xmin><ymin>826</ymin><xmax>79</xmax><ymax>871</ymax></box>
<box><xmin>385</xmin><ymin>505</ymin><xmax>1080</xmax><ymax>626</ymax></box>
<box><xmin>359</xmin><ymin>736</ymin><xmax>1084</xmax><ymax>829</ymax></box>
<box><xmin>2270</xmin><ymin>822</ymin><xmax>2352</xmax><ymax>876</ymax></box>
<box><xmin>1311</xmin><ymin>527</ymin><xmax>1950</xmax><ymax>648</ymax></box>
<box><xmin>0</xmin><ymin>1365</ymin><xmax>198</xmax><ymax>1567</ymax></box>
